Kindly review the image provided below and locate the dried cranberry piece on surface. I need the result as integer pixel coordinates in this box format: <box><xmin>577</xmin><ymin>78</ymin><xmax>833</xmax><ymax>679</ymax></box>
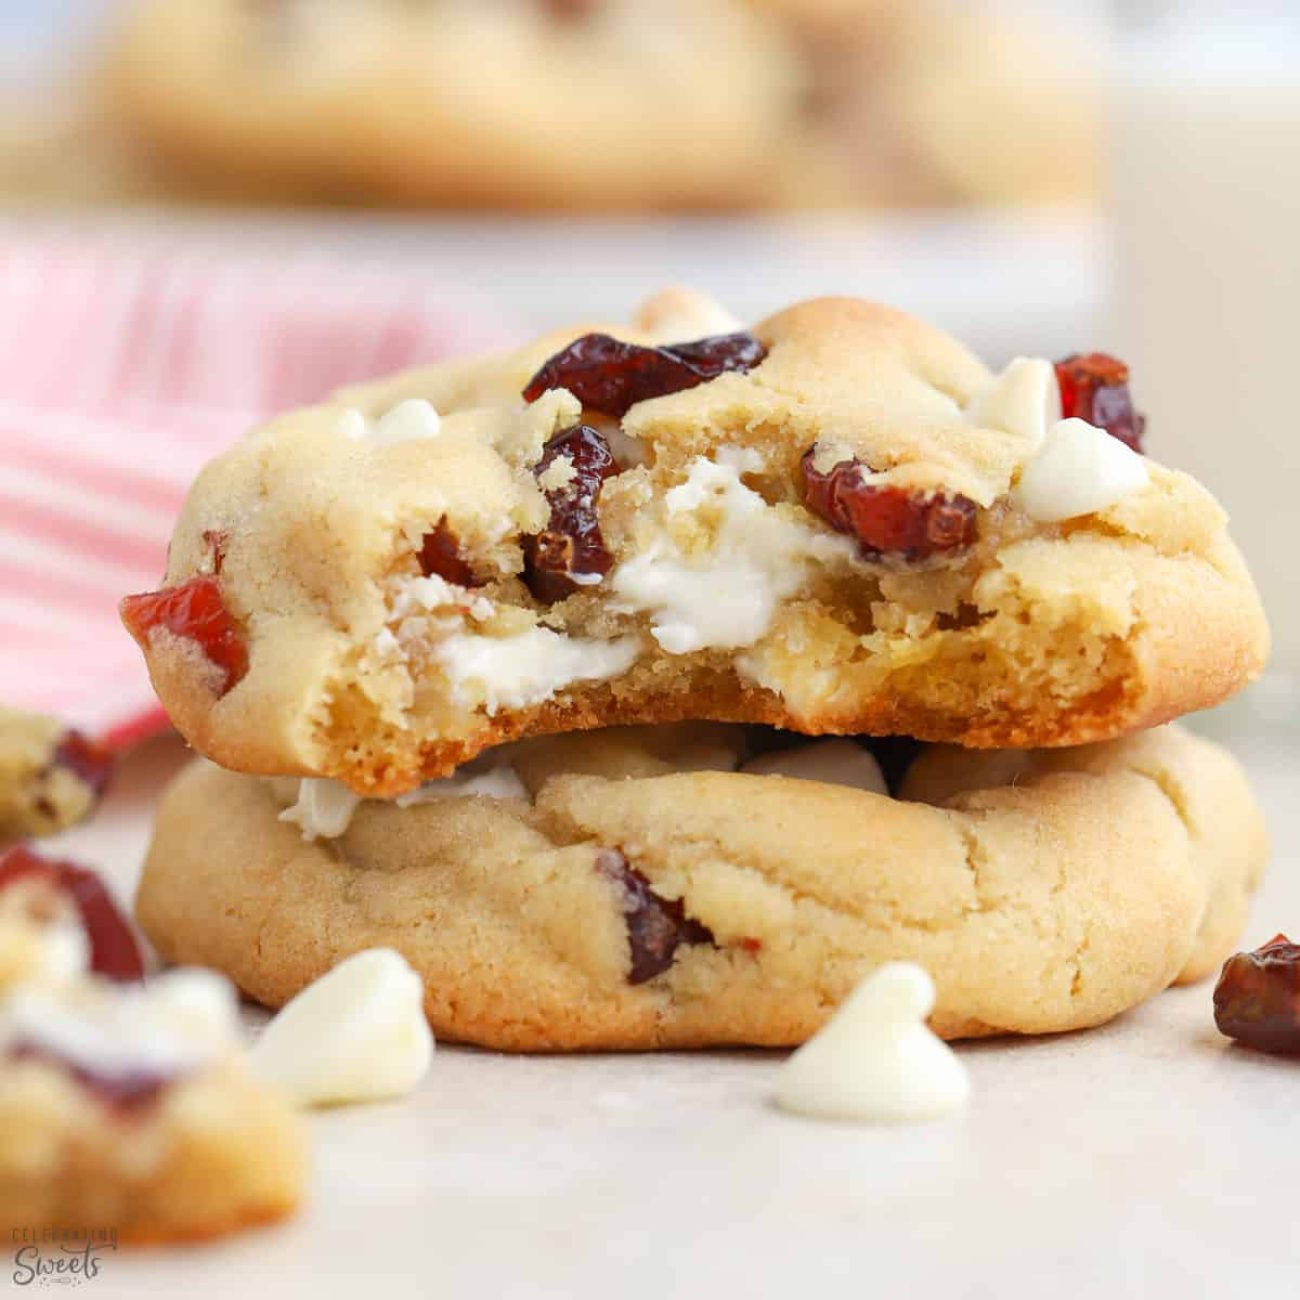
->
<box><xmin>419</xmin><ymin>517</ymin><xmax>481</xmax><ymax>587</ymax></box>
<box><xmin>52</xmin><ymin>731</ymin><xmax>115</xmax><ymax>800</ymax></box>
<box><xmin>596</xmin><ymin>850</ymin><xmax>713</xmax><ymax>985</ymax></box>
<box><xmin>1213</xmin><ymin>934</ymin><xmax>1300</xmax><ymax>1054</ymax></box>
<box><xmin>6</xmin><ymin>1041</ymin><xmax>172</xmax><ymax>1112</ymax></box>
<box><xmin>524</xmin><ymin>424</ymin><xmax>618</xmax><ymax>603</ymax></box>
<box><xmin>120</xmin><ymin>575</ymin><xmax>248</xmax><ymax>696</ymax></box>
<box><xmin>522</xmin><ymin>331</ymin><xmax>767</xmax><ymax>418</ymax></box>
<box><xmin>0</xmin><ymin>845</ymin><xmax>147</xmax><ymax>982</ymax></box>
<box><xmin>801</xmin><ymin>451</ymin><xmax>978</xmax><ymax>560</ymax></box>
<box><xmin>1055</xmin><ymin>353</ymin><xmax>1146</xmax><ymax>452</ymax></box>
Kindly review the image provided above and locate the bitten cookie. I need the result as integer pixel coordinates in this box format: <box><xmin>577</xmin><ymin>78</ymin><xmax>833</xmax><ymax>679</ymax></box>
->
<box><xmin>0</xmin><ymin>709</ymin><xmax>113</xmax><ymax>843</ymax></box>
<box><xmin>0</xmin><ymin>848</ymin><xmax>306</xmax><ymax>1242</ymax></box>
<box><xmin>122</xmin><ymin>291</ymin><xmax>1268</xmax><ymax>795</ymax></box>
<box><xmin>101</xmin><ymin>0</ymin><xmax>802</xmax><ymax>210</ymax></box>
<box><xmin>136</xmin><ymin>722</ymin><xmax>1267</xmax><ymax>1051</ymax></box>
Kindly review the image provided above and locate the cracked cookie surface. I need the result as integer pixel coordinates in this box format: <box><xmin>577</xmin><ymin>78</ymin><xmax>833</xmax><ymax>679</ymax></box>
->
<box><xmin>123</xmin><ymin>293</ymin><xmax>1268</xmax><ymax>795</ymax></box>
<box><xmin>136</xmin><ymin>722</ymin><xmax>1266</xmax><ymax>1051</ymax></box>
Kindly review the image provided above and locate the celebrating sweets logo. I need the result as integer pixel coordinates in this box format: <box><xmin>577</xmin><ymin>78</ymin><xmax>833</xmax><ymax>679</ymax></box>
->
<box><xmin>11</xmin><ymin>1228</ymin><xmax>116</xmax><ymax>1288</ymax></box>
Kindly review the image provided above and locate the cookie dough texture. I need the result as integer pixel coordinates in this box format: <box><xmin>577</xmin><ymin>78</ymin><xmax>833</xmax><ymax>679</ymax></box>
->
<box><xmin>0</xmin><ymin>1056</ymin><xmax>306</xmax><ymax>1241</ymax></box>
<box><xmin>132</xmin><ymin>296</ymin><xmax>1269</xmax><ymax>795</ymax></box>
<box><xmin>102</xmin><ymin>0</ymin><xmax>802</xmax><ymax>210</ymax></box>
<box><xmin>137</xmin><ymin>723</ymin><xmax>1267</xmax><ymax>1051</ymax></box>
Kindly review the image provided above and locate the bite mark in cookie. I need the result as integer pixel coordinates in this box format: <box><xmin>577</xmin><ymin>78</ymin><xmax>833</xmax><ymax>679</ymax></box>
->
<box><xmin>123</xmin><ymin>293</ymin><xmax>1268</xmax><ymax>794</ymax></box>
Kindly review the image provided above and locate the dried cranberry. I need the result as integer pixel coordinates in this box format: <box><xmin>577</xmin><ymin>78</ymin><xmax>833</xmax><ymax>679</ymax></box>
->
<box><xmin>419</xmin><ymin>517</ymin><xmax>481</xmax><ymax>587</ymax></box>
<box><xmin>51</xmin><ymin>730</ymin><xmax>114</xmax><ymax>801</ymax></box>
<box><xmin>524</xmin><ymin>424</ymin><xmax>618</xmax><ymax>603</ymax></box>
<box><xmin>596</xmin><ymin>850</ymin><xmax>713</xmax><ymax>984</ymax></box>
<box><xmin>1213</xmin><ymin>934</ymin><xmax>1300</xmax><ymax>1054</ymax></box>
<box><xmin>7</xmin><ymin>1041</ymin><xmax>171</xmax><ymax>1112</ymax></box>
<box><xmin>1055</xmin><ymin>353</ymin><xmax>1146</xmax><ymax>452</ymax></box>
<box><xmin>523</xmin><ymin>332</ymin><xmax>767</xmax><ymax>418</ymax></box>
<box><xmin>0</xmin><ymin>845</ymin><xmax>146</xmax><ymax>982</ymax></box>
<box><xmin>801</xmin><ymin>451</ymin><xmax>978</xmax><ymax>560</ymax></box>
<box><xmin>120</xmin><ymin>575</ymin><xmax>248</xmax><ymax>695</ymax></box>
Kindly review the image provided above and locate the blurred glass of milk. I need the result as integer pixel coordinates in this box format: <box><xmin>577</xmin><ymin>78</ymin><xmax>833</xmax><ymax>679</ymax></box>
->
<box><xmin>1109</xmin><ymin>0</ymin><xmax>1300</xmax><ymax>673</ymax></box>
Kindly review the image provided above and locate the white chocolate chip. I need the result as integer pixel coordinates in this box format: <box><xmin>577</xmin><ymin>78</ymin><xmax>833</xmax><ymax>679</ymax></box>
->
<box><xmin>1012</xmin><ymin>417</ymin><xmax>1149</xmax><ymax>523</ymax></box>
<box><xmin>394</xmin><ymin>764</ymin><xmax>528</xmax><ymax>806</ymax></box>
<box><xmin>966</xmin><ymin>357</ymin><xmax>1061</xmax><ymax>448</ymax></box>
<box><xmin>435</xmin><ymin>627</ymin><xmax>641</xmax><ymax>715</ymax></box>
<box><xmin>611</xmin><ymin>453</ymin><xmax>851</xmax><ymax>655</ymax></box>
<box><xmin>370</xmin><ymin>398</ymin><xmax>442</xmax><ymax>445</ymax></box>
<box><xmin>279</xmin><ymin>778</ymin><xmax>362</xmax><ymax>842</ymax></box>
<box><xmin>250</xmin><ymin>948</ymin><xmax>433</xmax><ymax>1108</ymax></box>
<box><xmin>775</xmin><ymin>962</ymin><xmax>969</xmax><ymax>1123</ymax></box>
<box><xmin>740</xmin><ymin>740</ymin><xmax>887</xmax><ymax>795</ymax></box>
<box><xmin>334</xmin><ymin>407</ymin><xmax>369</xmax><ymax>440</ymax></box>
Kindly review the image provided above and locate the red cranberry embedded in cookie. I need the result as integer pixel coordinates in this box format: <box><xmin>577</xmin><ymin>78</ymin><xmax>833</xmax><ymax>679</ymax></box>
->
<box><xmin>6</xmin><ymin>1041</ymin><xmax>173</xmax><ymax>1112</ymax></box>
<box><xmin>522</xmin><ymin>332</ymin><xmax>767</xmax><ymax>418</ymax></box>
<box><xmin>1055</xmin><ymin>353</ymin><xmax>1146</xmax><ymax>453</ymax></box>
<box><xmin>120</xmin><ymin>575</ymin><xmax>248</xmax><ymax>696</ymax></box>
<box><xmin>1213</xmin><ymin>934</ymin><xmax>1300</xmax><ymax>1055</ymax></box>
<box><xmin>419</xmin><ymin>517</ymin><xmax>482</xmax><ymax>588</ymax></box>
<box><xmin>595</xmin><ymin>850</ymin><xmax>714</xmax><ymax>985</ymax></box>
<box><xmin>524</xmin><ymin>424</ymin><xmax>619</xmax><ymax>603</ymax></box>
<box><xmin>801</xmin><ymin>451</ymin><xmax>978</xmax><ymax>560</ymax></box>
<box><xmin>0</xmin><ymin>845</ymin><xmax>146</xmax><ymax>982</ymax></box>
<box><xmin>52</xmin><ymin>731</ymin><xmax>114</xmax><ymax>801</ymax></box>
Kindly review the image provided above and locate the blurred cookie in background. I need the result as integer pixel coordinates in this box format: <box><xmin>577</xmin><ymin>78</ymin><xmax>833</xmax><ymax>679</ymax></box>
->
<box><xmin>8</xmin><ymin>0</ymin><xmax>1096</xmax><ymax>211</ymax></box>
<box><xmin>100</xmin><ymin>0</ymin><xmax>807</xmax><ymax>210</ymax></box>
<box><xmin>759</xmin><ymin>0</ymin><xmax>1100</xmax><ymax>208</ymax></box>
<box><xmin>0</xmin><ymin>709</ymin><xmax>114</xmax><ymax>844</ymax></box>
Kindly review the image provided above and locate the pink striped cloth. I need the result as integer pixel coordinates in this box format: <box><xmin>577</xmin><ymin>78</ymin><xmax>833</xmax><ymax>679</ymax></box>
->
<box><xmin>0</xmin><ymin>235</ymin><xmax>508</xmax><ymax>750</ymax></box>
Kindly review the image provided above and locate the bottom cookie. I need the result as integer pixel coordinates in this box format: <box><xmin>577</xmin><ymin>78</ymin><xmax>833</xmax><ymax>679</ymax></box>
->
<box><xmin>137</xmin><ymin>724</ymin><xmax>1267</xmax><ymax>1052</ymax></box>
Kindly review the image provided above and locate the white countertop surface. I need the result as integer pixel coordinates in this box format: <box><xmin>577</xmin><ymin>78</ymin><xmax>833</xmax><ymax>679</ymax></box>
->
<box><xmin>35</xmin><ymin>706</ymin><xmax>1300</xmax><ymax>1300</ymax></box>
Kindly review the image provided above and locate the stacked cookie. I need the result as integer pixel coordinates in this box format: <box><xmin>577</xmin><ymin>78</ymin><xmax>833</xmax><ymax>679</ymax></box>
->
<box><xmin>126</xmin><ymin>289</ymin><xmax>1269</xmax><ymax>1050</ymax></box>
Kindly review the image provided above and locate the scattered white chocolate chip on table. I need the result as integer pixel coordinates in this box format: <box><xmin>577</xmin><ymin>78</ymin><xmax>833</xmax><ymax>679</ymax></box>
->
<box><xmin>775</xmin><ymin>961</ymin><xmax>970</xmax><ymax>1123</ymax></box>
<box><xmin>250</xmin><ymin>948</ymin><xmax>434</xmax><ymax>1108</ymax></box>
